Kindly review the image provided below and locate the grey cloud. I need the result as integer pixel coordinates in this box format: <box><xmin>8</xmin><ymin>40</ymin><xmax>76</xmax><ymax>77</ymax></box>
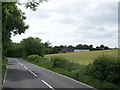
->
<box><xmin>73</xmin><ymin>26</ymin><xmax>117</xmax><ymax>40</ymax></box>
<box><xmin>33</xmin><ymin>31</ymin><xmax>49</xmax><ymax>36</ymax></box>
<box><xmin>55</xmin><ymin>16</ymin><xmax>80</xmax><ymax>25</ymax></box>
<box><xmin>50</xmin><ymin>2</ymin><xmax>117</xmax><ymax>26</ymax></box>
<box><xmin>54</xmin><ymin>2</ymin><xmax>85</xmax><ymax>15</ymax></box>
<box><xmin>26</xmin><ymin>9</ymin><xmax>52</xmax><ymax>19</ymax></box>
<box><xmin>85</xmin><ymin>2</ymin><xmax>118</xmax><ymax>25</ymax></box>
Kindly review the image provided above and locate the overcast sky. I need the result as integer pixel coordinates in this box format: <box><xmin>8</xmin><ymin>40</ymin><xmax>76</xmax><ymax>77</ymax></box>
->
<box><xmin>11</xmin><ymin>0</ymin><xmax>119</xmax><ymax>48</ymax></box>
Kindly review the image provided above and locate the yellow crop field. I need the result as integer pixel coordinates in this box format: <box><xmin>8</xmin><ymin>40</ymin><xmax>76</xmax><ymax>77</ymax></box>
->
<box><xmin>45</xmin><ymin>50</ymin><xmax>118</xmax><ymax>65</ymax></box>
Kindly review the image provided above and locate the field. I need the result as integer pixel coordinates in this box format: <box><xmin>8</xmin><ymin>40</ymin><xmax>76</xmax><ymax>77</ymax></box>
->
<box><xmin>28</xmin><ymin>49</ymin><xmax>119</xmax><ymax>89</ymax></box>
<box><xmin>45</xmin><ymin>50</ymin><xmax>118</xmax><ymax>65</ymax></box>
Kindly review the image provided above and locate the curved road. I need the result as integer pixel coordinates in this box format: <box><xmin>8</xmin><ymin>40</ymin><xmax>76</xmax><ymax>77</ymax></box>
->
<box><xmin>3</xmin><ymin>58</ymin><xmax>96</xmax><ymax>90</ymax></box>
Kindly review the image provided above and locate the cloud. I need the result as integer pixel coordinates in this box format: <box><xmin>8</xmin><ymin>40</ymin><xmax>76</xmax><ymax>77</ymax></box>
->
<box><xmin>11</xmin><ymin>0</ymin><xmax>118</xmax><ymax>48</ymax></box>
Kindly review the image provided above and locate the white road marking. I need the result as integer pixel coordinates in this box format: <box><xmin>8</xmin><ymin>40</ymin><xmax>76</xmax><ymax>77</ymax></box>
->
<box><xmin>17</xmin><ymin>60</ymin><xmax>21</xmax><ymax>65</ymax></box>
<box><xmin>24</xmin><ymin>66</ymin><xmax>28</xmax><ymax>70</ymax></box>
<box><xmin>21</xmin><ymin>63</ymin><xmax>23</xmax><ymax>66</ymax></box>
<box><xmin>16</xmin><ymin>59</ymin><xmax>37</xmax><ymax>77</ymax></box>
<box><xmin>17</xmin><ymin>61</ymin><xmax>19</xmax><ymax>63</ymax></box>
<box><xmin>42</xmin><ymin>80</ymin><xmax>55</xmax><ymax>90</ymax></box>
<box><xmin>30</xmin><ymin>62</ymin><xmax>95</xmax><ymax>89</ymax></box>
<box><xmin>28</xmin><ymin>70</ymin><xmax>37</xmax><ymax>77</ymax></box>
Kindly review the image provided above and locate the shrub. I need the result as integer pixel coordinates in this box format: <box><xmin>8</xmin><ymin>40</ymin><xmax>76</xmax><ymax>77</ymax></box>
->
<box><xmin>105</xmin><ymin>60</ymin><xmax>120</xmax><ymax>84</ymax></box>
<box><xmin>27</xmin><ymin>55</ymin><xmax>40</xmax><ymax>61</ymax></box>
<box><xmin>63</xmin><ymin>62</ymin><xmax>76</xmax><ymax>72</ymax></box>
<box><xmin>87</xmin><ymin>55</ymin><xmax>120</xmax><ymax>85</ymax></box>
<box><xmin>51</xmin><ymin>56</ymin><xmax>67</xmax><ymax>68</ymax></box>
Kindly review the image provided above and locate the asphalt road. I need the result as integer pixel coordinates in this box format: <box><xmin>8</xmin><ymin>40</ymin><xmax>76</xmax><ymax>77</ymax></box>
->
<box><xmin>3</xmin><ymin>58</ymin><xmax>96</xmax><ymax>90</ymax></box>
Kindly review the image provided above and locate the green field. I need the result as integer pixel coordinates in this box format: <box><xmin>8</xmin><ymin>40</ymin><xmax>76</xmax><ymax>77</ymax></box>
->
<box><xmin>45</xmin><ymin>50</ymin><xmax>118</xmax><ymax>65</ymax></box>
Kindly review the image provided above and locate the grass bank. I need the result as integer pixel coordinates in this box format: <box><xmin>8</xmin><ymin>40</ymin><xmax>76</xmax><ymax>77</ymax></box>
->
<box><xmin>2</xmin><ymin>57</ymin><xmax>8</xmax><ymax>84</ymax></box>
<box><xmin>26</xmin><ymin>50</ymin><xmax>119</xmax><ymax>90</ymax></box>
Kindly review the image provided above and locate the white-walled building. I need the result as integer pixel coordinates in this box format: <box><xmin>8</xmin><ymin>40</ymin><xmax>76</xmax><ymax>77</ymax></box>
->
<box><xmin>74</xmin><ymin>49</ymin><xmax>90</xmax><ymax>52</ymax></box>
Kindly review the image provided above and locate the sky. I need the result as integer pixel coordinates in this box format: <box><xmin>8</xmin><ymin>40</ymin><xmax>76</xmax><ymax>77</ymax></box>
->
<box><xmin>11</xmin><ymin>0</ymin><xmax>119</xmax><ymax>48</ymax></box>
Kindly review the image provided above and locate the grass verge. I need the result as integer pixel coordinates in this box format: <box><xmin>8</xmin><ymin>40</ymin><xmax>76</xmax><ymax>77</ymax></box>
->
<box><xmin>2</xmin><ymin>57</ymin><xmax>8</xmax><ymax>84</ymax></box>
<box><xmin>26</xmin><ymin>55</ymin><xmax>120</xmax><ymax>90</ymax></box>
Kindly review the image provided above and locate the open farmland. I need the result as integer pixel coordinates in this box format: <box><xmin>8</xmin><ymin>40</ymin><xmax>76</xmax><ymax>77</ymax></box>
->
<box><xmin>45</xmin><ymin>50</ymin><xmax>118</xmax><ymax>65</ymax></box>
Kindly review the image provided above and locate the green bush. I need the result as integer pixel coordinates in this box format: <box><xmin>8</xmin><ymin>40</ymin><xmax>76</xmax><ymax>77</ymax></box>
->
<box><xmin>87</xmin><ymin>55</ymin><xmax>120</xmax><ymax>85</ymax></box>
<box><xmin>51</xmin><ymin>56</ymin><xmax>67</xmax><ymax>68</ymax></box>
<box><xmin>27</xmin><ymin>55</ymin><xmax>40</xmax><ymax>61</ymax></box>
<box><xmin>27</xmin><ymin>55</ymin><xmax>52</xmax><ymax>67</ymax></box>
<box><xmin>64</xmin><ymin>62</ymin><xmax>76</xmax><ymax>72</ymax></box>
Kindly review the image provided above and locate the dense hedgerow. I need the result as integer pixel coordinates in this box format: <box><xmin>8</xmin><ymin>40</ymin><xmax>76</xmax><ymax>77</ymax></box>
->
<box><xmin>86</xmin><ymin>55</ymin><xmax>120</xmax><ymax>85</ymax></box>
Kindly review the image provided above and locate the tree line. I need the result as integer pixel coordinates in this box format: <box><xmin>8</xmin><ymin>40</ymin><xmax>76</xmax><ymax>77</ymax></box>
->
<box><xmin>44</xmin><ymin>42</ymin><xmax>110</xmax><ymax>54</ymax></box>
<box><xmin>5</xmin><ymin>36</ymin><xmax>111</xmax><ymax>58</ymax></box>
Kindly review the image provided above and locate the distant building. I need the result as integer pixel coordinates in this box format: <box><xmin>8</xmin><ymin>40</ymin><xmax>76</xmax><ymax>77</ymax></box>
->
<box><xmin>74</xmin><ymin>49</ymin><xmax>90</xmax><ymax>52</ymax></box>
<box><xmin>74</xmin><ymin>49</ymin><xmax>80</xmax><ymax>52</ymax></box>
<box><xmin>59</xmin><ymin>48</ymin><xmax>90</xmax><ymax>53</ymax></box>
<box><xmin>59</xmin><ymin>48</ymin><xmax>74</xmax><ymax>53</ymax></box>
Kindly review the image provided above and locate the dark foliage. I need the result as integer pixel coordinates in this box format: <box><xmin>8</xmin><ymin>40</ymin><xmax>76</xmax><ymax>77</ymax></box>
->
<box><xmin>86</xmin><ymin>55</ymin><xmax>120</xmax><ymax>85</ymax></box>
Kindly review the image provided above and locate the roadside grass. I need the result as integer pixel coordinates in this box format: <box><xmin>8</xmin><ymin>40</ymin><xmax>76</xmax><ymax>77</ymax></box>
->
<box><xmin>28</xmin><ymin>60</ymin><xmax>119</xmax><ymax>90</ymax></box>
<box><xmin>26</xmin><ymin>50</ymin><xmax>120</xmax><ymax>90</ymax></box>
<box><xmin>2</xmin><ymin>57</ymin><xmax>8</xmax><ymax>84</ymax></box>
<box><xmin>0</xmin><ymin>56</ymin><xmax>1</xmax><ymax>88</ymax></box>
<box><xmin>45</xmin><ymin>50</ymin><xmax>118</xmax><ymax>65</ymax></box>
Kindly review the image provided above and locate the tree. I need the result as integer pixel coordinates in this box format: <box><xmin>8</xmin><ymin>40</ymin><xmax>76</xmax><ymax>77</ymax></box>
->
<box><xmin>2</xmin><ymin>2</ymin><xmax>28</xmax><ymax>55</ymax></box>
<box><xmin>2</xmin><ymin>0</ymin><xmax>47</xmax><ymax>55</ymax></box>
<box><xmin>68</xmin><ymin>45</ymin><xmax>74</xmax><ymax>49</ymax></box>
<box><xmin>82</xmin><ymin>44</ymin><xmax>89</xmax><ymax>49</ymax></box>
<box><xmin>44</xmin><ymin>41</ymin><xmax>51</xmax><ymax>48</ymax></box>
<box><xmin>6</xmin><ymin>42</ymin><xmax>24</xmax><ymax>57</ymax></box>
<box><xmin>100</xmin><ymin>45</ymin><xmax>104</xmax><ymax>49</ymax></box>
<box><xmin>104</xmin><ymin>46</ymin><xmax>109</xmax><ymax>50</ymax></box>
<box><xmin>89</xmin><ymin>45</ymin><xmax>93</xmax><ymax>50</ymax></box>
<box><xmin>76</xmin><ymin>44</ymin><xmax>83</xmax><ymax>49</ymax></box>
<box><xmin>44</xmin><ymin>41</ymin><xmax>52</xmax><ymax>54</ymax></box>
<box><xmin>17</xmin><ymin>0</ymin><xmax>47</xmax><ymax>11</ymax></box>
<box><xmin>21</xmin><ymin>37</ymin><xmax>45</xmax><ymax>56</ymax></box>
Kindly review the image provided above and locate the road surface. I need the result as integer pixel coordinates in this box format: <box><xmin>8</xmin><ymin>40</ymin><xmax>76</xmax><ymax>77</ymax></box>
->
<box><xmin>3</xmin><ymin>58</ymin><xmax>96</xmax><ymax>90</ymax></box>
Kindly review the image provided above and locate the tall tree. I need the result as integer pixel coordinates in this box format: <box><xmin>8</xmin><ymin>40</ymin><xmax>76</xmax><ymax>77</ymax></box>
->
<box><xmin>2</xmin><ymin>0</ymin><xmax>48</xmax><ymax>55</ymax></box>
<box><xmin>2</xmin><ymin>2</ymin><xmax>28</xmax><ymax>54</ymax></box>
<box><xmin>76</xmin><ymin>44</ymin><xmax>83</xmax><ymax>49</ymax></box>
<box><xmin>21</xmin><ymin>37</ymin><xmax>45</xmax><ymax>56</ymax></box>
<box><xmin>25</xmin><ymin>0</ymin><xmax>48</xmax><ymax>11</ymax></box>
<box><xmin>44</xmin><ymin>41</ymin><xmax>51</xmax><ymax>48</ymax></box>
